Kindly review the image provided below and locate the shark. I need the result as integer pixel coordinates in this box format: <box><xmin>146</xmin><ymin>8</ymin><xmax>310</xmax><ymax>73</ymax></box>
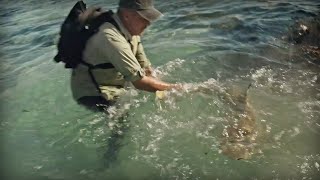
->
<box><xmin>218</xmin><ymin>83</ymin><xmax>261</xmax><ymax>160</ymax></box>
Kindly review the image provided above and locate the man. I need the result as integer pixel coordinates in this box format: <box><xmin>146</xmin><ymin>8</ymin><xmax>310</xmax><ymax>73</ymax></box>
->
<box><xmin>71</xmin><ymin>0</ymin><xmax>179</xmax><ymax>110</ymax></box>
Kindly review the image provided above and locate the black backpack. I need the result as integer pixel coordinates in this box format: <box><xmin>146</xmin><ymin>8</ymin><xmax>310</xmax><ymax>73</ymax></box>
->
<box><xmin>54</xmin><ymin>0</ymin><xmax>119</xmax><ymax>69</ymax></box>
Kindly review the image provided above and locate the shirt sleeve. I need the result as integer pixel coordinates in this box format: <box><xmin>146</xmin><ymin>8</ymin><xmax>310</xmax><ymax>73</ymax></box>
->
<box><xmin>101</xmin><ymin>28</ymin><xmax>145</xmax><ymax>82</ymax></box>
<box><xmin>135</xmin><ymin>37</ymin><xmax>152</xmax><ymax>68</ymax></box>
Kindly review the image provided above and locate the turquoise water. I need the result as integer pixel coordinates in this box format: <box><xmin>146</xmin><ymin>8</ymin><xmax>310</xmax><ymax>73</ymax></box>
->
<box><xmin>1</xmin><ymin>0</ymin><xmax>320</xmax><ymax>179</ymax></box>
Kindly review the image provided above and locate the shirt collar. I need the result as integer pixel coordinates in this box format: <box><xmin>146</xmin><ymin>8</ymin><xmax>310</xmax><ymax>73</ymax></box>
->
<box><xmin>112</xmin><ymin>13</ymin><xmax>132</xmax><ymax>41</ymax></box>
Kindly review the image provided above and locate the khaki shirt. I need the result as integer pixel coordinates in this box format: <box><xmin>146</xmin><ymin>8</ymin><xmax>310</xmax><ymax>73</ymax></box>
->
<box><xmin>71</xmin><ymin>13</ymin><xmax>151</xmax><ymax>101</ymax></box>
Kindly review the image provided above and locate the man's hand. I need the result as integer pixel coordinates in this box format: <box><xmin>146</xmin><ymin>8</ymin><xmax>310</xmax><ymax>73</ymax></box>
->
<box><xmin>155</xmin><ymin>90</ymin><xmax>167</xmax><ymax>100</ymax></box>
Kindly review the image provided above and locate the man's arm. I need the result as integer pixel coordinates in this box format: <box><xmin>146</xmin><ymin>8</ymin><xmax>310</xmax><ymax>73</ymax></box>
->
<box><xmin>132</xmin><ymin>76</ymin><xmax>177</xmax><ymax>92</ymax></box>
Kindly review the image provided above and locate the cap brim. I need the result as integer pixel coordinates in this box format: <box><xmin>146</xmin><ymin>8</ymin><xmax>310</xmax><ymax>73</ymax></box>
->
<box><xmin>137</xmin><ymin>7</ymin><xmax>163</xmax><ymax>23</ymax></box>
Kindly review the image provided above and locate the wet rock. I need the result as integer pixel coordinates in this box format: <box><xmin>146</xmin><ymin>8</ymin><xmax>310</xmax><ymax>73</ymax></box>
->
<box><xmin>286</xmin><ymin>15</ymin><xmax>320</xmax><ymax>65</ymax></box>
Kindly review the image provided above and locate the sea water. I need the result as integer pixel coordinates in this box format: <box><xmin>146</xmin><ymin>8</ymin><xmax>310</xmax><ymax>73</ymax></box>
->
<box><xmin>0</xmin><ymin>0</ymin><xmax>319</xmax><ymax>179</ymax></box>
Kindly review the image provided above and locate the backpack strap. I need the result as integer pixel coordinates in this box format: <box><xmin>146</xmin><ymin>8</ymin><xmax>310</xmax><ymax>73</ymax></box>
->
<box><xmin>86</xmin><ymin>63</ymin><xmax>102</xmax><ymax>94</ymax></box>
<box><xmin>79</xmin><ymin>60</ymin><xmax>115</xmax><ymax>94</ymax></box>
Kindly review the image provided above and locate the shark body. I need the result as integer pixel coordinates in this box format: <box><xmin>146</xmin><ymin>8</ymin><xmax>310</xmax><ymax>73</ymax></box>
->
<box><xmin>219</xmin><ymin>83</ymin><xmax>261</xmax><ymax>160</ymax></box>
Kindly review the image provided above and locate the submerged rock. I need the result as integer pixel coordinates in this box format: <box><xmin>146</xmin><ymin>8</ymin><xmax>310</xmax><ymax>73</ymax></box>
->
<box><xmin>286</xmin><ymin>15</ymin><xmax>320</xmax><ymax>65</ymax></box>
